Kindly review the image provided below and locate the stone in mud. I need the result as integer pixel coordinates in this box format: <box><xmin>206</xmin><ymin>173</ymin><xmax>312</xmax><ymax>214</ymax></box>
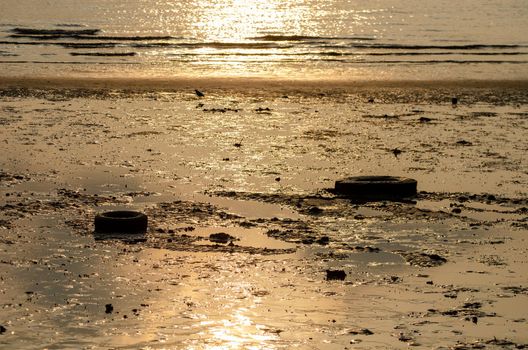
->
<box><xmin>502</xmin><ymin>286</ymin><xmax>528</xmax><ymax>295</ymax></box>
<box><xmin>485</xmin><ymin>339</ymin><xmax>517</xmax><ymax>347</ymax></box>
<box><xmin>397</xmin><ymin>333</ymin><xmax>414</xmax><ymax>342</ymax></box>
<box><xmin>316</xmin><ymin>236</ymin><xmax>330</xmax><ymax>245</ymax></box>
<box><xmin>209</xmin><ymin>232</ymin><xmax>236</xmax><ymax>244</ymax></box>
<box><xmin>0</xmin><ymin>171</ymin><xmax>28</xmax><ymax>182</ymax></box>
<box><xmin>326</xmin><ymin>269</ymin><xmax>347</xmax><ymax>281</ymax></box>
<box><xmin>105</xmin><ymin>304</ymin><xmax>114</xmax><ymax>314</ymax></box>
<box><xmin>462</xmin><ymin>302</ymin><xmax>482</xmax><ymax>309</ymax></box>
<box><xmin>348</xmin><ymin>328</ymin><xmax>374</xmax><ymax>335</ymax></box>
<box><xmin>302</xmin><ymin>238</ymin><xmax>315</xmax><ymax>245</ymax></box>
<box><xmin>456</xmin><ymin>140</ymin><xmax>472</xmax><ymax>146</ymax></box>
<box><xmin>399</xmin><ymin>252</ymin><xmax>447</xmax><ymax>267</ymax></box>
<box><xmin>0</xmin><ymin>325</ymin><xmax>6</xmax><ymax>334</ymax></box>
<box><xmin>306</xmin><ymin>206</ymin><xmax>323</xmax><ymax>215</ymax></box>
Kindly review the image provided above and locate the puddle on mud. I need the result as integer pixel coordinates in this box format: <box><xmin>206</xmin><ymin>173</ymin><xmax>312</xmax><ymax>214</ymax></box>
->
<box><xmin>198</xmin><ymin>195</ymin><xmax>301</xmax><ymax>220</ymax></box>
<box><xmin>417</xmin><ymin>198</ymin><xmax>527</xmax><ymax>222</ymax></box>
<box><xmin>186</xmin><ymin>226</ymin><xmax>297</xmax><ymax>251</ymax></box>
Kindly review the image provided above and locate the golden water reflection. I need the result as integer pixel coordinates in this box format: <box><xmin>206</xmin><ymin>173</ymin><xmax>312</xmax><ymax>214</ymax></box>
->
<box><xmin>184</xmin><ymin>0</ymin><xmax>314</xmax><ymax>42</ymax></box>
<box><xmin>200</xmin><ymin>308</ymin><xmax>278</xmax><ymax>349</ymax></box>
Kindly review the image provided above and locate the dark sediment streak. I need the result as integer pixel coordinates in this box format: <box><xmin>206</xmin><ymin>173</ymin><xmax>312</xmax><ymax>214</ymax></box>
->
<box><xmin>11</xmin><ymin>27</ymin><xmax>101</xmax><ymax>36</ymax></box>
<box><xmin>69</xmin><ymin>52</ymin><xmax>136</xmax><ymax>57</ymax></box>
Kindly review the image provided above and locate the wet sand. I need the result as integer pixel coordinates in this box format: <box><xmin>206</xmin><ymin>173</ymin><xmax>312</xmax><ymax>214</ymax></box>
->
<box><xmin>1</xmin><ymin>79</ymin><xmax>528</xmax><ymax>349</ymax></box>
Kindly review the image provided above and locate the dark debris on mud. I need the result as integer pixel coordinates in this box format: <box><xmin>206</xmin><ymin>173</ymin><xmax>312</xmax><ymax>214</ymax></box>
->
<box><xmin>63</xmin><ymin>199</ymin><xmax>296</xmax><ymax>255</ymax></box>
<box><xmin>427</xmin><ymin>301</ymin><xmax>496</xmax><ymax>320</ymax></box>
<box><xmin>208</xmin><ymin>189</ymin><xmax>428</xmax><ymax>219</ymax></box>
<box><xmin>212</xmin><ymin>189</ymin><xmax>528</xmax><ymax>224</ymax></box>
<box><xmin>450</xmin><ymin>339</ymin><xmax>528</xmax><ymax>349</ymax></box>
<box><xmin>207</xmin><ymin>189</ymin><xmax>528</xmax><ymax>225</ymax></box>
<box><xmin>3</xmin><ymin>184</ymin><xmax>527</xmax><ymax>259</ymax></box>
<box><xmin>0</xmin><ymin>170</ymin><xmax>29</xmax><ymax>183</ymax></box>
<box><xmin>501</xmin><ymin>286</ymin><xmax>528</xmax><ymax>295</ymax></box>
<box><xmin>398</xmin><ymin>251</ymin><xmax>448</xmax><ymax>267</ymax></box>
<box><xmin>3</xmin><ymin>85</ymin><xmax>528</xmax><ymax>105</ymax></box>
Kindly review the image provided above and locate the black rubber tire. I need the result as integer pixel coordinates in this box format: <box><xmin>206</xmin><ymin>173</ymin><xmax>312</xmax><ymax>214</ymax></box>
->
<box><xmin>94</xmin><ymin>210</ymin><xmax>148</xmax><ymax>234</ymax></box>
<box><xmin>334</xmin><ymin>176</ymin><xmax>417</xmax><ymax>200</ymax></box>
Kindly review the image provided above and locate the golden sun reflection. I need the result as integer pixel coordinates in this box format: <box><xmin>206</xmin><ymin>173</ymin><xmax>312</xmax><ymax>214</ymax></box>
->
<box><xmin>188</xmin><ymin>0</ymin><xmax>310</xmax><ymax>41</ymax></box>
<box><xmin>200</xmin><ymin>308</ymin><xmax>278</xmax><ymax>350</ymax></box>
<box><xmin>205</xmin><ymin>308</ymin><xmax>276</xmax><ymax>350</ymax></box>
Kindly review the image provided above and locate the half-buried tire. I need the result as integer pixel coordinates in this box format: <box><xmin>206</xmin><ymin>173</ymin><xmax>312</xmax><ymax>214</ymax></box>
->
<box><xmin>334</xmin><ymin>176</ymin><xmax>417</xmax><ymax>200</ymax></box>
<box><xmin>94</xmin><ymin>210</ymin><xmax>148</xmax><ymax>234</ymax></box>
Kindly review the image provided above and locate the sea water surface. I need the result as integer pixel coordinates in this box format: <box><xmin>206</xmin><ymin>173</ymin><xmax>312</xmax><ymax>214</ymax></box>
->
<box><xmin>1</xmin><ymin>0</ymin><xmax>528</xmax><ymax>80</ymax></box>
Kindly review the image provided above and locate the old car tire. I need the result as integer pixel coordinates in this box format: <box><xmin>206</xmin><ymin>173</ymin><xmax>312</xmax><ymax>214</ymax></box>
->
<box><xmin>334</xmin><ymin>176</ymin><xmax>417</xmax><ymax>200</ymax></box>
<box><xmin>94</xmin><ymin>210</ymin><xmax>148</xmax><ymax>233</ymax></box>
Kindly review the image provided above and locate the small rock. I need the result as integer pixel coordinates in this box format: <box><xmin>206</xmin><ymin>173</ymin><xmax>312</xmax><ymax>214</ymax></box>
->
<box><xmin>209</xmin><ymin>232</ymin><xmax>236</xmax><ymax>244</ymax></box>
<box><xmin>326</xmin><ymin>269</ymin><xmax>347</xmax><ymax>281</ymax></box>
<box><xmin>316</xmin><ymin>236</ymin><xmax>330</xmax><ymax>245</ymax></box>
<box><xmin>391</xmin><ymin>148</ymin><xmax>403</xmax><ymax>157</ymax></box>
<box><xmin>458</xmin><ymin>195</ymin><xmax>469</xmax><ymax>202</ymax></box>
<box><xmin>388</xmin><ymin>275</ymin><xmax>401</xmax><ymax>283</ymax></box>
<box><xmin>0</xmin><ymin>325</ymin><xmax>6</xmax><ymax>334</ymax></box>
<box><xmin>105</xmin><ymin>303</ymin><xmax>114</xmax><ymax>314</ymax></box>
<box><xmin>400</xmin><ymin>252</ymin><xmax>447</xmax><ymax>267</ymax></box>
<box><xmin>307</xmin><ymin>206</ymin><xmax>323</xmax><ymax>215</ymax></box>
<box><xmin>349</xmin><ymin>328</ymin><xmax>374</xmax><ymax>335</ymax></box>
<box><xmin>302</xmin><ymin>238</ymin><xmax>315</xmax><ymax>245</ymax></box>
<box><xmin>462</xmin><ymin>302</ymin><xmax>482</xmax><ymax>309</ymax></box>
<box><xmin>398</xmin><ymin>333</ymin><xmax>413</xmax><ymax>342</ymax></box>
<box><xmin>365</xmin><ymin>246</ymin><xmax>380</xmax><ymax>253</ymax></box>
<box><xmin>456</xmin><ymin>140</ymin><xmax>472</xmax><ymax>146</ymax></box>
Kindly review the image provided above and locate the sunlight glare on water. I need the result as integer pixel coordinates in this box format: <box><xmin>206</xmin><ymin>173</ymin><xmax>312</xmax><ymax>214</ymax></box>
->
<box><xmin>202</xmin><ymin>309</ymin><xmax>278</xmax><ymax>350</ymax></box>
<box><xmin>0</xmin><ymin>0</ymin><xmax>527</xmax><ymax>79</ymax></box>
<box><xmin>187</xmin><ymin>0</ymin><xmax>311</xmax><ymax>42</ymax></box>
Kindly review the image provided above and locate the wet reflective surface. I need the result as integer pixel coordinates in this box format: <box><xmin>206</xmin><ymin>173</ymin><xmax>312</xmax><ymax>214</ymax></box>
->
<box><xmin>1</xmin><ymin>85</ymin><xmax>528</xmax><ymax>348</ymax></box>
<box><xmin>1</xmin><ymin>0</ymin><xmax>527</xmax><ymax>79</ymax></box>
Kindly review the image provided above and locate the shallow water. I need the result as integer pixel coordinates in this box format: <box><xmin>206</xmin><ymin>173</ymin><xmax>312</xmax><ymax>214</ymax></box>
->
<box><xmin>1</xmin><ymin>0</ymin><xmax>527</xmax><ymax>80</ymax></box>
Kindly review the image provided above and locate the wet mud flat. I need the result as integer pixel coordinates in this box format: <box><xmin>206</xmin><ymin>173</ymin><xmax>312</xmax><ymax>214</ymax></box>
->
<box><xmin>1</xmin><ymin>82</ymin><xmax>528</xmax><ymax>349</ymax></box>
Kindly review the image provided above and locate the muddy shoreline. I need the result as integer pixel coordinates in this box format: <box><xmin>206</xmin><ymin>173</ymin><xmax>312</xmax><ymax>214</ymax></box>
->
<box><xmin>1</xmin><ymin>84</ymin><xmax>527</xmax><ymax>349</ymax></box>
<box><xmin>2</xmin><ymin>76</ymin><xmax>528</xmax><ymax>94</ymax></box>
